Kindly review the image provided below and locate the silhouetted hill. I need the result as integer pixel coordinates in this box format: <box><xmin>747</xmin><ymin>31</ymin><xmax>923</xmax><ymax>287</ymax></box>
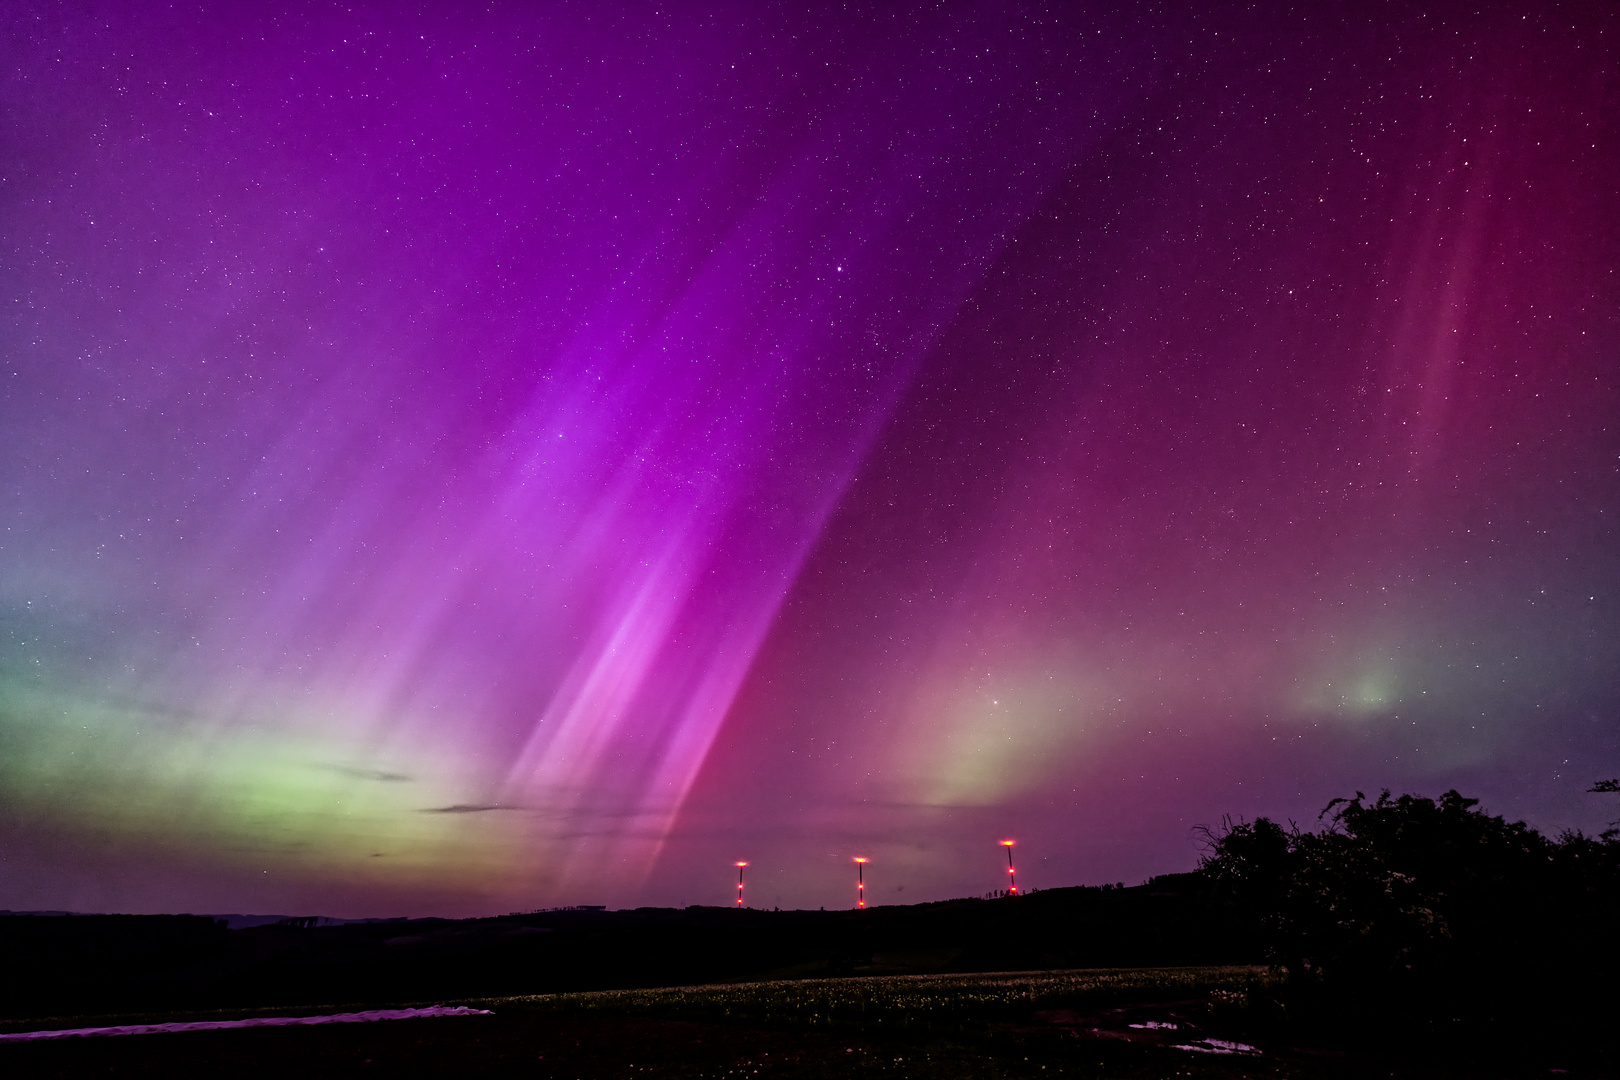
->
<box><xmin>0</xmin><ymin>877</ymin><xmax>1242</xmax><ymax>1019</ymax></box>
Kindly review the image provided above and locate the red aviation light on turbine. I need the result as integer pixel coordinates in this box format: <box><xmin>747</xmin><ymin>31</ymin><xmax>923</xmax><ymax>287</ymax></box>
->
<box><xmin>853</xmin><ymin>857</ymin><xmax>869</xmax><ymax>908</ymax></box>
<box><xmin>734</xmin><ymin>861</ymin><xmax>748</xmax><ymax>906</ymax></box>
<box><xmin>999</xmin><ymin>840</ymin><xmax>1018</xmax><ymax>895</ymax></box>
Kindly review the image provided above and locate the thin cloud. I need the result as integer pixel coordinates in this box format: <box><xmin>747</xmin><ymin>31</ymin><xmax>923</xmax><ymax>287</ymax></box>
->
<box><xmin>326</xmin><ymin>765</ymin><xmax>413</xmax><ymax>783</ymax></box>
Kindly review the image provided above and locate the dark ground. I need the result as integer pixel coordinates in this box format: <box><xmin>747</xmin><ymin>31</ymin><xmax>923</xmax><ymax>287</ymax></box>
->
<box><xmin>3</xmin><ymin>875</ymin><xmax>1614</xmax><ymax>1079</ymax></box>
<box><xmin>2</xmin><ymin>977</ymin><xmax>1609</xmax><ymax>1080</ymax></box>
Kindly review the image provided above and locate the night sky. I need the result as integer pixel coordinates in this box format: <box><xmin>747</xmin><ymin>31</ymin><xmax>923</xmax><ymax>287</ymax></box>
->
<box><xmin>3</xmin><ymin>2</ymin><xmax>1617</xmax><ymax>918</ymax></box>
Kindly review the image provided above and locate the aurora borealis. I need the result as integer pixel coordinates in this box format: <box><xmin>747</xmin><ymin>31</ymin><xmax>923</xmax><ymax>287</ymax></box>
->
<box><xmin>2</xmin><ymin>2</ymin><xmax>1617</xmax><ymax>917</ymax></box>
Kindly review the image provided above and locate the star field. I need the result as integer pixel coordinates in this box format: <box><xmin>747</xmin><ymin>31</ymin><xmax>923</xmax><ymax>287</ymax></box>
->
<box><xmin>1</xmin><ymin>1</ymin><xmax>1616</xmax><ymax>916</ymax></box>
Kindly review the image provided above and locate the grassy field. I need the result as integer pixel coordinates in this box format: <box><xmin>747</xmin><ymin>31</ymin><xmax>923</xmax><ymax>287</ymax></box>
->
<box><xmin>0</xmin><ymin>966</ymin><xmax>1600</xmax><ymax>1079</ymax></box>
<box><xmin>484</xmin><ymin>966</ymin><xmax>1270</xmax><ymax>1034</ymax></box>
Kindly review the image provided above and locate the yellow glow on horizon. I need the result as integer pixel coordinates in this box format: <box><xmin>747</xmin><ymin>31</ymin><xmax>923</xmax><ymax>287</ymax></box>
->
<box><xmin>898</xmin><ymin>667</ymin><xmax>1108</xmax><ymax>806</ymax></box>
<box><xmin>0</xmin><ymin>679</ymin><xmax>530</xmax><ymax>892</ymax></box>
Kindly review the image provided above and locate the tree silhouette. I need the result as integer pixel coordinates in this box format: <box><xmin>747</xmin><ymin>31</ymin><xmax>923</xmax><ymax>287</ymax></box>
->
<box><xmin>1593</xmin><ymin>778</ymin><xmax>1620</xmax><ymax>839</ymax></box>
<box><xmin>1199</xmin><ymin>789</ymin><xmax>1620</xmax><ymax>1035</ymax></box>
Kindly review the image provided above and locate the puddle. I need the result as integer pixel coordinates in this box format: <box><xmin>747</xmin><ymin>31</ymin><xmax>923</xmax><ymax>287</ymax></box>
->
<box><xmin>0</xmin><ymin>1006</ymin><xmax>493</xmax><ymax>1042</ymax></box>
<box><xmin>1174</xmin><ymin>1038</ymin><xmax>1261</xmax><ymax>1056</ymax></box>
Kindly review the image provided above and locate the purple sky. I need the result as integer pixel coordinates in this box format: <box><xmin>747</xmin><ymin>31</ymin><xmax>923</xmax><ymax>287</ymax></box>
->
<box><xmin>2</xmin><ymin>1</ymin><xmax>1617</xmax><ymax>917</ymax></box>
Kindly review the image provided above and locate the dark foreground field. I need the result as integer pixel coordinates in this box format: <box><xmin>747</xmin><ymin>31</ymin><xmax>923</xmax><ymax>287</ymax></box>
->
<box><xmin>3</xmin><ymin>967</ymin><xmax>1609</xmax><ymax>1080</ymax></box>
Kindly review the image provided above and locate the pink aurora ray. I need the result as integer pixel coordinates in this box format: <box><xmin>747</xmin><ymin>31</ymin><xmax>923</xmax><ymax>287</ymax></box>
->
<box><xmin>0</xmin><ymin>3</ymin><xmax>1136</xmax><ymax>905</ymax></box>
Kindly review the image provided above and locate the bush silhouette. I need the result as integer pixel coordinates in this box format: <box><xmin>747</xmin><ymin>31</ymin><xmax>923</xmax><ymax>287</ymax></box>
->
<box><xmin>1199</xmin><ymin>789</ymin><xmax>1620</xmax><ymax>1038</ymax></box>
